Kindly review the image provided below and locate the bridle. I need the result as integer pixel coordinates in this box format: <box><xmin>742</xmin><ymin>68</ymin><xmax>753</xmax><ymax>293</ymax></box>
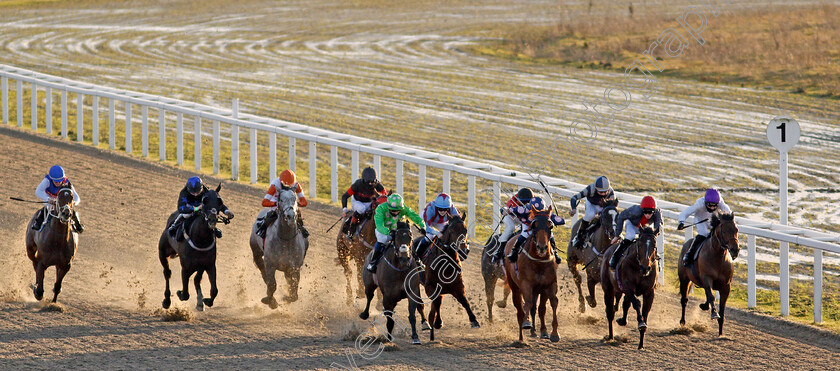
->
<box><xmin>522</xmin><ymin>213</ymin><xmax>554</xmax><ymax>263</ymax></box>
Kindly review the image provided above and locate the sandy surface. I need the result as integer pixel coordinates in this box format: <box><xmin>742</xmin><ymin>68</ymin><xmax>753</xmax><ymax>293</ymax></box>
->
<box><xmin>1</xmin><ymin>125</ymin><xmax>838</xmax><ymax>369</ymax></box>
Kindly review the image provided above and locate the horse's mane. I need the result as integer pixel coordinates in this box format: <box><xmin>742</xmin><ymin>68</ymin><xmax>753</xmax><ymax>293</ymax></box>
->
<box><xmin>640</xmin><ymin>226</ymin><xmax>656</xmax><ymax>235</ymax></box>
<box><xmin>603</xmin><ymin>197</ymin><xmax>619</xmax><ymax>208</ymax></box>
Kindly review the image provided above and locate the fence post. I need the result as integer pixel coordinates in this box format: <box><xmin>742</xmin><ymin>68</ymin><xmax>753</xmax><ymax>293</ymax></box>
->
<box><xmin>442</xmin><ymin>169</ymin><xmax>450</xmax><ymax>195</ymax></box>
<box><xmin>45</xmin><ymin>87</ymin><xmax>52</xmax><ymax>134</ymax></box>
<box><xmin>418</xmin><ymin>164</ymin><xmax>426</xmax><ymax>211</ymax></box>
<box><xmin>16</xmin><ymin>80</ymin><xmax>22</xmax><ymax>127</ymax></box>
<box><xmin>781</xmin><ymin>240</ymin><xmax>789</xmax><ymax>316</ymax></box>
<box><xmin>250</xmin><ymin>127</ymin><xmax>257</xmax><ymax>184</ymax></box>
<box><xmin>125</xmin><ymin>101</ymin><xmax>132</xmax><ymax>154</ymax></box>
<box><xmin>76</xmin><ymin>93</ymin><xmax>83</xmax><ymax>142</ymax></box>
<box><xmin>212</xmin><ymin>120</ymin><xmax>220</xmax><ymax>174</ymax></box>
<box><xmin>61</xmin><ymin>89</ymin><xmax>67</xmax><ymax>139</ymax></box>
<box><xmin>269</xmin><ymin>132</ymin><xmax>276</xmax><ymax>180</ymax></box>
<box><xmin>289</xmin><ymin>137</ymin><xmax>296</xmax><ymax>173</ymax></box>
<box><xmin>231</xmin><ymin>98</ymin><xmax>239</xmax><ymax>181</ymax></box>
<box><xmin>195</xmin><ymin>116</ymin><xmax>202</xmax><ymax>171</ymax></box>
<box><xmin>31</xmin><ymin>83</ymin><xmax>37</xmax><ymax>131</ymax></box>
<box><xmin>176</xmin><ymin>112</ymin><xmax>183</xmax><ymax>165</ymax></box>
<box><xmin>158</xmin><ymin>109</ymin><xmax>165</xmax><ymax>161</ymax></box>
<box><xmin>309</xmin><ymin>141</ymin><xmax>316</xmax><ymax>198</ymax></box>
<box><xmin>373</xmin><ymin>155</ymin><xmax>381</xmax><ymax>177</ymax></box>
<box><xmin>331</xmin><ymin>145</ymin><xmax>338</xmax><ymax>204</ymax></box>
<box><xmin>141</xmin><ymin>105</ymin><xmax>148</xmax><ymax>156</ymax></box>
<box><xmin>1</xmin><ymin>76</ymin><xmax>7</xmax><ymax>124</ymax></box>
<box><xmin>396</xmin><ymin>160</ymin><xmax>403</xmax><ymax>195</ymax></box>
<box><xmin>814</xmin><ymin>249</ymin><xmax>823</xmax><ymax>324</ymax></box>
<box><xmin>468</xmin><ymin>175</ymin><xmax>476</xmax><ymax>239</ymax></box>
<box><xmin>748</xmin><ymin>234</ymin><xmax>756</xmax><ymax>308</ymax></box>
<box><xmin>108</xmin><ymin>98</ymin><xmax>115</xmax><ymax>149</ymax></box>
<box><xmin>92</xmin><ymin>95</ymin><xmax>99</xmax><ymax>145</ymax></box>
<box><xmin>492</xmin><ymin>181</ymin><xmax>500</xmax><ymax>228</ymax></box>
<box><xmin>351</xmin><ymin>149</ymin><xmax>359</xmax><ymax>182</ymax></box>
<box><xmin>657</xmin><ymin>231</ymin><xmax>665</xmax><ymax>286</ymax></box>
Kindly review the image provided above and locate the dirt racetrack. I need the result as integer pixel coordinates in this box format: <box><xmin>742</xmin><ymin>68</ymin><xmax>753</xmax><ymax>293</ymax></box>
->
<box><xmin>0</xmin><ymin>125</ymin><xmax>837</xmax><ymax>369</ymax></box>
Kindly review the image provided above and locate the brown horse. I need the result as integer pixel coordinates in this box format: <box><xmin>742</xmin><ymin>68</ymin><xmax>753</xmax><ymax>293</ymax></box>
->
<box><xmin>336</xmin><ymin>200</ymin><xmax>382</xmax><ymax>305</ymax></box>
<box><xmin>25</xmin><ymin>188</ymin><xmax>78</xmax><ymax>303</ymax></box>
<box><xmin>480</xmin><ymin>234</ymin><xmax>510</xmax><ymax>322</ymax></box>
<box><xmin>567</xmin><ymin>199</ymin><xmax>619</xmax><ymax>312</ymax></box>
<box><xmin>159</xmin><ymin>186</ymin><xmax>230</xmax><ymax>311</ymax></box>
<box><xmin>415</xmin><ymin>212</ymin><xmax>479</xmax><ymax>341</ymax></box>
<box><xmin>360</xmin><ymin>222</ymin><xmax>422</xmax><ymax>344</ymax></box>
<box><xmin>679</xmin><ymin>212</ymin><xmax>740</xmax><ymax>336</ymax></box>
<box><xmin>504</xmin><ymin>211</ymin><xmax>560</xmax><ymax>343</ymax></box>
<box><xmin>601</xmin><ymin>226</ymin><xmax>658</xmax><ymax>349</ymax></box>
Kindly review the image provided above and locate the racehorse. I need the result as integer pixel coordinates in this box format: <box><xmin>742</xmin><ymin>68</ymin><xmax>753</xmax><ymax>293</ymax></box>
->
<box><xmin>480</xmin><ymin>234</ymin><xmax>510</xmax><ymax>322</ymax></box>
<box><xmin>250</xmin><ymin>188</ymin><xmax>309</xmax><ymax>308</ymax></box>
<box><xmin>158</xmin><ymin>185</ymin><xmax>230</xmax><ymax>311</ymax></box>
<box><xmin>416</xmin><ymin>212</ymin><xmax>479</xmax><ymax>341</ymax></box>
<box><xmin>336</xmin><ymin>197</ymin><xmax>383</xmax><ymax>305</ymax></box>
<box><xmin>360</xmin><ymin>222</ymin><xmax>423</xmax><ymax>344</ymax></box>
<box><xmin>679</xmin><ymin>212</ymin><xmax>739</xmax><ymax>336</ymax></box>
<box><xmin>25</xmin><ymin>187</ymin><xmax>78</xmax><ymax>303</ymax></box>
<box><xmin>601</xmin><ymin>226</ymin><xmax>658</xmax><ymax>349</ymax></box>
<box><xmin>567</xmin><ymin>198</ymin><xmax>619</xmax><ymax>312</ymax></box>
<box><xmin>504</xmin><ymin>211</ymin><xmax>560</xmax><ymax>343</ymax></box>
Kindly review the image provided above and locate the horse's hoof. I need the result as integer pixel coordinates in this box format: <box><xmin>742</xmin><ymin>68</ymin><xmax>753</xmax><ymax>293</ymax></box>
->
<box><xmin>283</xmin><ymin>295</ymin><xmax>298</xmax><ymax>303</ymax></box>
<box><xmin>699</xmin><ymin>303</ymin><xmax>709</xmax><ymax>311</ymax></box>
<box><xmin>359</xmin><ymin>311</ymin><xmax>369</xmax><ymax>320</ymax></box>
<box><xmin>496</xmin><ymin>300</ymin><xmax>506</xmax><ymax>308</ymax></box>
<box><xmin>638</xmin><ymin>322</ymin><xmax>647</xmax><ymax>330</ymax></box>
<box><xmin>586</xmin><ymin>295</ymin><xmax>597</xmax><ymax>308</ymax></box>
<box><xmin>522</xmin><ymin>320</ymin><xmax>532</xmax><ymax>329</ymax></box>
<box><xmin>470</xmin><ymin>321</ymin><xmax>480</xmax><ymax>329</ymax></box>
<box><xmin>261</xmin><ymin>296</ymin><xmax>278</xmax><ymax>309</ymax></box>
<box><xmin>176</xmin><ymin>291</ymin><xmax>189</xmax><ymax>301</ymax></box>
<box><xmin>412</xmin><ymin>336</ymin><xmax>421</xmax><ymax>345</ymax></box>
<box><xmin>540</xmin><ymin>332</ymin><xmax>549</xmax><ymax>339</ymax></box>
<box><xmin>711</xmin><ymin>312</ymin><xmax>720</xmax><ymax>320</ymax></box>
<box><xmin>616</xmin><ymin>318</ymin><xmax>627</xmax><ymax>327</ymax></box>
<box><xmin>530</xmin><ymin>329</ymin><xmax>537</xmax><ymax>337</ymax></box>
<box><xmin>162</xmin><ymin>298</ymin><xmax>171</xmax><ymax>309</ymax></box>
<box><xmin>203</xmin><ymin>298</ymin><xmax>214</xmax><ymax>308</ymax></box>
<box><xmin>433</xmin><ymin>321</ymin><xmax>443</xmax><ymax>329</ymax></box>
<box><xmin>550</xmin><ymin>334</ymin><xmax>560</xmax><ymax>343</ymax></box>
<box><xmin>421</xmin><ymin>320</ymin><xmax>431</xmax><ymax>331</ymax></box>
<box><xmin>195</xmin><ymin>303</ymin><xmax>204</xmax><ymax>312</ymax></box>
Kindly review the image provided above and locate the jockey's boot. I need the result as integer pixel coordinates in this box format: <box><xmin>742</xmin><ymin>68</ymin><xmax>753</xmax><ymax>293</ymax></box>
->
<box><xmin>609</xmin><ymin>238</ymin><xmax>634</xmax><ymax>270</ymax></box>
<box><xmin>683</xmin><ymin>235</ymin><xmax>707</xmax><ymax>267</ymax></box>
<box><xmin>256</xmin><ymin>210</ymin><xmax>278</xmax><ymax>238</ymax></box>
<box><xmin>32</xmin><ymin>208</ymin><xmax>45</xmax><ymax>231</ymax></box>
<box><xmin>415</xmin><ymin>236</ymin><xmax>432</xmax><ymax>260</ymax></box>
<box><xmin>550</xmin><ymin>236</ymin><xmax>562</xmax><ymax>264</ymax></box>
<box><xmin>347</xmin><ymin>213</ymin><xmax>360</xmax><ymax>240</ymax></box>
<box><xmin>215</xmin><ymin>228</ymin><xmax>223</xmax><ymax>238</ymax></box>
<box><xmin>71</xmin><ymin>210</ymin><xmax>84</xmax><ymax>234</ymax></box>
<box><xmin>506</xmin><ymin>235</ymin><xmax>528</xmax><ymax>263</ymax></box>
<box><xmin>491</xmin><ymin>238</ymin><xmax>508</xmax><ymax>264</ymax></box>
<box><xmin>366</xmin><ymin>242</ymin><xmax>385</xmax><ymax>273</ymax></box>
<box><xmin>168</xmin><ymin>214</ymin><xmax>185</xmax><ymax>239</ymax></box>
<box><xmin>297</xmin><ymin>215</ymin><xmax>310</xmax><ymax>239</ymax></box>
<box><xmin>573</xmin><ymin>220</ymin><xmax>590</xmax><ymax>249</ymax></box>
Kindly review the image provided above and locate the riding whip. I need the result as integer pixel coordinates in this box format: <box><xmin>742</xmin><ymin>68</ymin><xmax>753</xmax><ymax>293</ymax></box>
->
<box><xmin>9</xmin><ymin>197</ymin><xmax>46</xmax><ymax>204</ymax></box>
<box><xmin>678</xmin><ymin>218</ymin><xmax>709</xmax><ymax>230</ymax></box>
<box><xmin>325</xmin><ymin>215</ymin><xmax>344</xmax><ymax>233</ymax></box>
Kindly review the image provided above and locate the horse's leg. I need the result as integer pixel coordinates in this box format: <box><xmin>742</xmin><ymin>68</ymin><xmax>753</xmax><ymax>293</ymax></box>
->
<box><xmin>718</xmin><ymin>284</ymin><xmax>730</xmax><ymax>336</ymax></box>
<box><xmin>432</xmin><ymin>296</ymin><xmax>444</xmax><ymax>329</ymax></box>
<box><xmin>484</xmin><ymin>275</ymin><xmax>496</xmax><ymax>322</ymax></box>
<box><xmin>639</xmin><ymin>291</ymin><xmax>654</xmax><ymax>350</ymax></box>
<box><xmin>585</xmin><ymin>270</ymin><xmax>599</xmax><ymax>308</ymax></box>
<box><xmin>510</xmin><ymin>282</ymin><xmax>525</xmax><ymax>342</ymax></box>
<box><xmin>417</xmin><ymin>302</ymin><xmax>429</xmax><ymax>330</ymax></box>
<box><xmin>500</xmin><ymin>282</ymin><xmax>510</xmax><ymax>308</ymax></box>
<box><xmin>616</xmin><ymin>295</ymin><xmax>631</xmax><ymax>326</ymax></box>
<box><xmin>261</xmin><ymin>263</ymin><xmax>278</xmax><ymax>309</ymax></box>
<box><xmin>250</xmin><ymin>241</ymin><xmax>268</xmax><ymax>282</ymax></box>
<box><xmin>700</xmin><ymin>277</ymin><xmax>718</xmax><ymax>320</ymax></box>
<box><xmin>358</xmin><ymin>273</ymin><xmax>376</xmax><ymax>320</ymax></box>
<box><xmin>549</xmin><ymin>286</ymin><xmax>560</xmax><ymax>342</ymax></box>
<box><xmin>204</xmin><ymin>265</ymin><xmax>218</xmax><ymax>308</ymax></box>
<box><xmin>568</xmin><ymin>257</ymin><xmax>586</xmax><ymax>313</ymax></box>
<box><xmin>354</xmin><ymin>256</ymin><xmax>366</xmax><ymax>299</ymax></box>
<box><xmin>603</xmin><ymin>286</ymin><xmax>615</xmax><ymax>340</ymax></box>
<box><xmin>429</xmin><ymin>296</ymin><xmax>442</xmax><ymax>341</ymax></box>
<box><xmin>159</xmin><ymin>239</ymin><xmax>175</xmax><ymax>309</ymax></box>
<box><xmin>284</xmin><ymin>268</ymin><xmax>300</xmax><ymax>302</ymax></box>
<box><xmin>538</xmin><ymin>293</ymin><xmax>548</xmax><ymax>339</ymax></box>
<box><xmin>453</xmin><ymin>289</ymin><xmax>480</xmax><ymax>328</ymax></box>
<box><xmin>193</xmin><ymin>270</ymin><xmax>205</xmax><ymax>312</ymax></box>
<box><xmin>33</xmin><ymin>262</ymin><xmax>46</xmax><ymax>301</ymax></box>
<box><xmin>408</xmin><ymin>299</ymin><xmax>420</xmax><ymax>344</ymax></box>
<box><xmin>51</xmin><ymin>263</ymin><xmax>71</xmax><ymax>303</ymax></box>
<box><xmin>337</xmin><ymin>242</ymin><xmax>354</xmax><ymax>306</ymax></box>
<box><xmin>679</xmin><ymin>276</ymin><xmax>692</xmax><ymax>326</ymax></box>
<box><xmin>521</xmin><ymin>284</ymin><xmax>534</xmax><ymax>330</ymax></box>
<box><xmin>529</xmin><ymin>294</ymin><xmax>537</xmax><ymax>338</ymax></box>
<box><xmin>382</xmin><ymin>299</ymin><xmax>398</xmax><ymax>342</ymax></box>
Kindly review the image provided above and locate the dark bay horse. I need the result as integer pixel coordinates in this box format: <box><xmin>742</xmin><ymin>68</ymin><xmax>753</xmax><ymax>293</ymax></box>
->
<box><xmin>416</xmin><ymin>212</ymin><xmax>479</xmax><ymax>341</ymax></box>
<box><xmin>504</xmin><ymin>211</ymin><xmax>560</xmax><ymax>343</ymax></box>
<box><xmin>567</xmin><ymin>198</ymin><xmax>619</xmax><ymax>312</ymax></box>
<box><xmin>337</xmin><ymin>198</ymin><xmax>382</xmax><ymax>305</ymax></box>
<box><xmin>679</xmin><ymin>212</ymin><xmax>739</xmax><ymax>336</ymax></box>
<box><xmin>360</xmin><ymin>222</ymin><xmax>422</xmax><ymax>344</ymax></box>
<box><xmin>480</xmin><ymin>234</ymin><xmax>510</xmax><ymax>322</ymax></box>
<box><xmin>159</xmin><ymin>186</ymin><xmax>230</xmax><ymax>311</ymax></box>
<box><xmin>601</xmin><ymin>226</ymin><xmax>658</xmax><ymax>349</ymax></box>
<box><xmin>25</xmin><ymin>188</ymin><xmax>78</xmax><ymax>303</ymax></box>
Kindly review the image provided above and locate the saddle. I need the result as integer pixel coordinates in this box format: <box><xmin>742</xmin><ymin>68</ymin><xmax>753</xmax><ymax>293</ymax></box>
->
<box><xmin>172</xmin><ymin>214</ymin><xmax>198</xmax><ymax>241</ymax></box>
<box><xmin>581</xmin><ymin>215</ymin><xmax>602</xmax><ymax>246</ymax></box>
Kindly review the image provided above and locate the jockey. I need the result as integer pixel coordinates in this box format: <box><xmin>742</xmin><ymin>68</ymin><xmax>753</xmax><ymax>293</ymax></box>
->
<box><xmin>609</xmin><ymin>196</ymin><xmax>662</xmax><ymax>270</ymax></box>
<box><xmin>570</xmin><ymin>176</ymin><xmax>616</xmax><ymax>249</ymax></box>
<box><xmin>168</xmin><ymin>176</ymin><xmax>234</xmax><ymax>241</ymax></box>
<box><xmin>366</xmin><ymin>193</ymin><xmax>425</xmax><ymax>273</ymax></box>
<box><xmin>255</xmin><ymin>170</ymin><xmax>309</xmax><ymax>239</ymax></box>
<box><xmin>678</xmin><ymin>188</ymin><xmax>731</xmax><ymax>266</ymax></box>
<box><xmin>32</xmin><ymin>165</ymin><xmax>83</xmax><ymax>233</ymax></box>
<box><xmin>340</xmin><ymin>167</ymin><xmax>387</xmax><ymax>239</ymax></box>
<box><xmin>414</xmin><ymin>193</ymin><xmax>460</xmax><ymax>260</ymax></box>
<box><xmin>491</xmin><ymin>187</ymin><xmax>533</xmax><ymax>264</ymax></box>
<box><xmin>507</xmin><ymin>196</ymin><xmax>565</xmax><ymax>264</ymax></box>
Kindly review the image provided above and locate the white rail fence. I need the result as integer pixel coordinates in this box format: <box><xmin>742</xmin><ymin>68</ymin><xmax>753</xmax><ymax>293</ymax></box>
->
<box><xmin>2</xmin><ymin>64</ymin><xmax>838</xmax><ymax>322</ymax></box>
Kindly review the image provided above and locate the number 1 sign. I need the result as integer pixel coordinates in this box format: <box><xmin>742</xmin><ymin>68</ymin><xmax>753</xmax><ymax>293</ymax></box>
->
<box><xmin>767</xmin><ymin>115</ymin><xmax>800</xmax><ymax>153</ymax></box>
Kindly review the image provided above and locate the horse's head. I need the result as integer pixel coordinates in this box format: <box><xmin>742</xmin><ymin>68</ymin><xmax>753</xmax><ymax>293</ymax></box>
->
<box><xmin>530</xmin><ymin>210</ymin><xmax>554</xmax><ymax>258</ymax></box>
<box><xmin>601</xmin><ymin>198</ymin><xmax>620</xmax><ymax>240</ymax></box>
<box><xmin>393</xmin><ymin>222</ymin><xmax>413</xmax><ymax>267</ymax></box>
<box><xmin>277</xmin><ymin>188</ymin><xmax>298</xmax><ymax>221</ymax></box>
<box><xmin>442</xmin><ymin>211</ymin><xmax>470</xmax><ymax>260</ymax></box>
<box><xmin>712</xmin><ymin>212</ymin><xmax>740</xmax><ymax>260</ymax></box>
<box><xmin>55</xmin><ymin>188</ymin><xmax>74</xmax><ymax>224</ymax></box>
<box><xmin>200</xmin><ymin>188</ymin><xmax>227</xmax><ymax>230</ymax></box>
<box><xmin>634</xmin><ymin>227</ymin><xmax>658</xmax><ymax>276</ymax></box>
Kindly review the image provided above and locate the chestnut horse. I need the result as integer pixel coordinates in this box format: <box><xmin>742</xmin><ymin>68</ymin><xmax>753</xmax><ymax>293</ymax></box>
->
<box><xmin>336</xmin><ymin>198</ymin><xmax>383</xmax><ymax>305</ymax></box>
<box><xmin>415</xmin><ymin>212</ymin><xmax>478</xmax><ymax>341</ymax></box>
<box><xmin>504</xmin><ymin>211</ymin><xmax>560</xmax><ymax>343</ymax></box>
<box><xmin>480</xmin><ymin>234</ymin><xmax>510</xmax><ymax>322</ymax></box>
<box><xmin>679</xmin><ymin>212</ymin><xmax>740</xmax><ymax>336</ymax></box>
<box><xmin>25</xmin><ymin>188</ymin><xmax>78</xmax><ymax>303</ymax></box>
<box><xmin>601</xmin><ymin>226</ymin><xmax>658</xmax><ymax>349</ymax></box>
<box><xmin>159</xmin><ymin>186</ymin><xmax>231</xmax><ymax>311</ymax></box>
<box><xmin>567</xmin><ymin>199</ymin><xmax>619</xmax><ymax>312</ymax></box>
